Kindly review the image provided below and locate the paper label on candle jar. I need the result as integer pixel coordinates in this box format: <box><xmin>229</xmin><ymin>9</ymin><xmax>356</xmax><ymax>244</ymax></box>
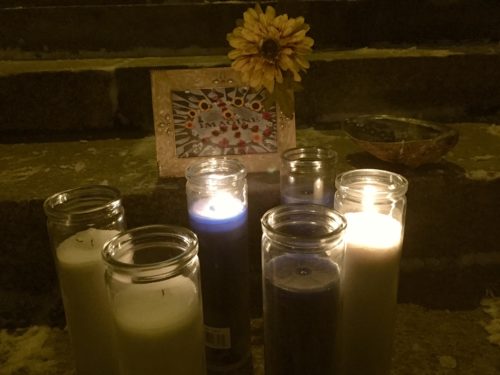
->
<box><xmin>205</xmin><ymin>325</ymin><xmax>231</xmax><ymax>349</ymax></box>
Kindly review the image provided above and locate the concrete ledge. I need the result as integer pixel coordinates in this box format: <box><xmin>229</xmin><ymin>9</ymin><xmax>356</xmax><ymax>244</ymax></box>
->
<box><xmin>3</xmin><ymin>49</ymin><xmax>500</xmax><ymax>139</ymax></box>
<box><xmin>1</xmin><ymin>124</ymin><xmax>499</xmax><ymax>328</ymax></box>
<box><xmin>2</xmin><ymin>304</ymin><xmax>499</xmax><ymax>375</ymax></box>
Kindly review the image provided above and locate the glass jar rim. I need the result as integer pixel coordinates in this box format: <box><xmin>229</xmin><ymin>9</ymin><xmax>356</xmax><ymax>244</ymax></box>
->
<box><xmin>282</xmin><ymin>146</ymin><xmax>337</xmax><ymax>163</ymax></box>
<box><xmin>335</xmin><ymin>169</ymin><xmax>408</xmax><ymax>198</ymax></box>
<box><xmin>43</xmin><ymin>184</ymin><xmax>122</xmax><ymax>222</ymax></box>
<box><xmin>102</xmin><ymin>224</ymin><xmax>198</xmax><ymax>279</ymax></box>
<box><xmin>185</xmin><ymin>157</ymin><xmax>247</xmax><ymax>186</ymax></box>
<box><xmin>261</xmin><ymin>204</ymin><xmax>347</xmax><ymax>251</ymax></box>
<box><xmin>281</xmin><ymin>147</ymin><xmax>337</xmax><ymax>173</ymax></box>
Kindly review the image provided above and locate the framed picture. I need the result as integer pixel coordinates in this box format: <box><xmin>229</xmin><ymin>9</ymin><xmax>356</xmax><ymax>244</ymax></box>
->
<box><xmin>151</xmin><ymin>67</ymin><xmax>296</xmax><ymax>177</ymax></box>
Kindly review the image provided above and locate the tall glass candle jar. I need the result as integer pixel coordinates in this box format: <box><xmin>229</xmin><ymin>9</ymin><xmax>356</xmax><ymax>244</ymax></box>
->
<box><xmin>186</xmin><ymin>158</ymin><xmax>251</xmax><ymax>371</ymax></box>
<box><xmin>102</xmin><ymin>225</ymin><xmax>206</xmax><ymax>375</ymax></box>
<box><xmin>334</xmin><ymin>169</ymin><xmax>408</xmax><ymax>375</ymax></box>
<box><xmin>43</xmin><ymin>185</ymin><xmax>126</xmax><ymax>375</ymax></box>
<box><xmin>261</xmin><ymin>204</ymin><xmax>347</xmax><ymax>375</ymax></box>
<box><xmin>280</xmin><ymin>146</ymin><xmax>337</xmax><ymax>207</ymax></box>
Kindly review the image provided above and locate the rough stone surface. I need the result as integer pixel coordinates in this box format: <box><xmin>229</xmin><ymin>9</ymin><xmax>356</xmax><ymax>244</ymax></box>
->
<box><xmin>0</xmin><ymin>71</ymin><xmax>115</xmax><ymax>134</ymax></box>
<box><xmin>2</xmin><ymin>48</ymin><xmax>500</xmax><ymax>141</ymax></box>
<box><xmin>1</xmin><ymin>304</ymin><xmax>499</xmax><ymax>375</ymax></box>
<box><xmin>1</xmin><ymin>1</ymin><xmax>500</xmax><ymax>55</ymax></box>
<box><xmin>302</xmin><ymin>53</ymin><xmax>500</xmax><ymax>124</ymax></box>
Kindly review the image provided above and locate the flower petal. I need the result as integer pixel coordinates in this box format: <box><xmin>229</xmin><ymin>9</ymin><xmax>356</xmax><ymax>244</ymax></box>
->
<box><xmin>241</xmin><ymin>28</ymin><xmax>261</xmax><ymax>43</ymax></box>
<box><xmin>264</xmin><ymin>6</ymin><xmax>276</xmax><ymax>24</ymax></box>
<box><xmin>295</xmin><ymin>55</ymin><xmax>310</xmax><ymax>69</ymax></box>
<box><xmin>244</xmin><ymin>7</ymin><xmax>259</xmax><ymax>23</ymax></box>
<box><xmin>227</xmin><ymin>4</ymin><xmax>314</xmax><ymax>94</ymax></box>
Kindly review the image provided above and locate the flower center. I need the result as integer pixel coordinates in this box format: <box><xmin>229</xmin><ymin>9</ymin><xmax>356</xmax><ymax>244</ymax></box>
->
<box><xmin>261</xmin><ymin>38</ymin><xmax>280</xmax><ymax>61</ymax></box>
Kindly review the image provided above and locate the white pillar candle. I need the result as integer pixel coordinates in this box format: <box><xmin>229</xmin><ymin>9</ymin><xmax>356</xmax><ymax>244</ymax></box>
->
<box><xmin>340</xmin><ymin>211</ymin><xmax>403</xmax><ymax>375</ymax></box>
<box><xmin>56</xmin><ymin>228</ymin><xmax>120</xmax><ymax>375</ymax></box>
<box><xmin>112</xmin><ymin>275</ymin><xmax>206</xmax><ymax>375</ymax></box>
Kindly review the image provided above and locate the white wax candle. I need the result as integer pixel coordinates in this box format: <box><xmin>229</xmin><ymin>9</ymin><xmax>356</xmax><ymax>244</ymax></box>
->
<box><xmin>56</xmin><ymin>228</ymin><xmax>120</xmax><ymax>375</ymax></box>
<box><xmin>112</xmin><ymin>275</ymin><xmax>205</xmax><ymax>375</ymax></box>
<box><xmin>344</xmin><ymin>211</ymin><xmax>402</xmax><ymax>251</ymax></box>
<box><xmin>340</xmin><ymin>212</ymin><xmax>403</xmax><ymax>375</ymax></box>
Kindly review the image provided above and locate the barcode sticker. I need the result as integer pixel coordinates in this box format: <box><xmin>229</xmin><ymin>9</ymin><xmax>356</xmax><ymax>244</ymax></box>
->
<box><xmin>205</xmin><ymin>325</ymin><xmax>231</xmax><ymax>349</ymax></box>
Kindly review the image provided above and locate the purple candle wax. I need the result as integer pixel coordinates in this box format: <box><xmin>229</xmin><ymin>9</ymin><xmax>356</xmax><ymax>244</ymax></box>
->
<box><xmin>264</xmin><ymin>253</ymin><xmax>340</xmax><ymax>375</ymax></box>
<box><xmin>188</xmin><ymin>196</ymin><xmax>251</xmax><ymax>368</ymax></box>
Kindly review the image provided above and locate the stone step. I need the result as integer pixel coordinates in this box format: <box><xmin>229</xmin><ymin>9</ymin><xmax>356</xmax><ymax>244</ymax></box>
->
<box><xmin>1</xmin><ymin>125</ymin><xmax>499</xmax><ymax>328</ymax></box>
<box><xmin>1</xmin><ymin>1</ymin><xmax>500</xmax><ymax>56</ymax></box>
<box><xmin>2</xmin><ymin>47</ymin><xmax>500</xmax><ymax>143</ymax></box>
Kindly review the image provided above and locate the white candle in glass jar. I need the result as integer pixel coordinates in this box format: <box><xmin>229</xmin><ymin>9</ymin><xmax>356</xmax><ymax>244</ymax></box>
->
<box><xmin>56</xmin><ymin>228</ymin><xmax>120</xmax><ymax>375</ymax></box>
<box><xmin>112</xmin><ymin>275</ymin><xmax>206</xmax><ymax>375</ymax></box>
<box><xmin>340</xmin><ymin>211</ymin><xmax>403</xmax><ymax>375</ymax></box>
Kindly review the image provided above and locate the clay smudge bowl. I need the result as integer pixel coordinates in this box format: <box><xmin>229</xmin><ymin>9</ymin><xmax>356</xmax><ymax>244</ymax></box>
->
<box><xmin>343</xmin><ymin>115</ymin><xmax>459</xmax><ymax>168</ymax></box>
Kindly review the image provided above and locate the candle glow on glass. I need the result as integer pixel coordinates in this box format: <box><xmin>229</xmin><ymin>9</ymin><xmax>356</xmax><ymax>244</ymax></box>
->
<box><xmin>344</xmin><ymin>212</ymin><xmax>402</xmax><ymax>251</ymax></box>
<box><xmin>361</xmin><ymin>185</ymin><xmax>377</xmax><ymax>209</ymax></box>
<box><xmin>344</xmin><ymin>184</ymin><xmax>403</xmax><ymax>250</ymax></box>
<box><xmin>313</xmin><ymin>177</ymin><xmax>324</xmax><ymax>203</ymax></box>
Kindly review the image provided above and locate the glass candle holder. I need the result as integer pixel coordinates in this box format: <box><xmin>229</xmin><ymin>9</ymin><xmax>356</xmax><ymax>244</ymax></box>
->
<box><xmin>102</xmin><ymin>225</ymin><xmax>206</xmax><ymax>375</ymax></box>
<box><xmin>43</xmin><ymin>185</ymin><xmax>126</xmax><ymax>375</ymax></box>
<box><xmin>334</xmin><ymin>169</ymin><xmax>408</xmax><ymax>375</ymax></box>
<box><xmin>186</xmin><ymin>158</ymin><xmax>251</xmax><ymax>371</ymax></box>
<box><xmin>261</xmin><ymin>204</ymin><xmax>347</xmax><ymax>375</ymax></box>
<box><xmin>280</xmin><ymin>146</ymin><xmax>337</xmax><ymax>207</ymax></box>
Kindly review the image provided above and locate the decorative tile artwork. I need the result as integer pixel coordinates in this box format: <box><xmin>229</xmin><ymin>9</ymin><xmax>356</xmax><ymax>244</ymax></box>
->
<box><xmin>171</xmin><ymin>86</ymin><xmax>277</xmax><ymax>158</ymax></box>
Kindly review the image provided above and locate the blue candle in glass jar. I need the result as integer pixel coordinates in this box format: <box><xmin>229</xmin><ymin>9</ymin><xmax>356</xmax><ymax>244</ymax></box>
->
<box><xmin>186</xmin><ymin>159</ymin><xmax>251</xmax><ymax>371</ymax></box>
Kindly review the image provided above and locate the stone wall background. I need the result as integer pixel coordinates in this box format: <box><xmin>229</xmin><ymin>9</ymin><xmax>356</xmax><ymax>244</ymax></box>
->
<box><xmin>2</xmin><ymin>0</ymin><xmax>500</xmax><ymax>141</ymax></box>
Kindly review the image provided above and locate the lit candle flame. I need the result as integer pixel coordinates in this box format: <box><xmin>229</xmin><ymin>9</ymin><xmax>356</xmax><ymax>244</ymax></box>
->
<box><xmin>193</xmin><ymin>192</ymin><xmax>244</xmax><ymax>220</ymax></box>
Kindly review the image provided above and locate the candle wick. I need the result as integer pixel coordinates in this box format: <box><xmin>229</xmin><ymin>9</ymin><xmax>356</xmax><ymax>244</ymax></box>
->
<box><xmin>296</xmin><ymin>267</ymin><xmax>311</xmax><ymax>276</ymax></box>
<box><xmin>90</xmin><ymin>239</ymin><xmax>94</xmax><ymax>248</ymax></box>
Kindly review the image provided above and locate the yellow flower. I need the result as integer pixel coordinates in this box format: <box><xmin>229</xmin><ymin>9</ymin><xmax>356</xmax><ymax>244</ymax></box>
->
<box><xmin>227</xmin><ymin>4</ymin><xmax>314</xmax><ymax>95</ymax></box>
